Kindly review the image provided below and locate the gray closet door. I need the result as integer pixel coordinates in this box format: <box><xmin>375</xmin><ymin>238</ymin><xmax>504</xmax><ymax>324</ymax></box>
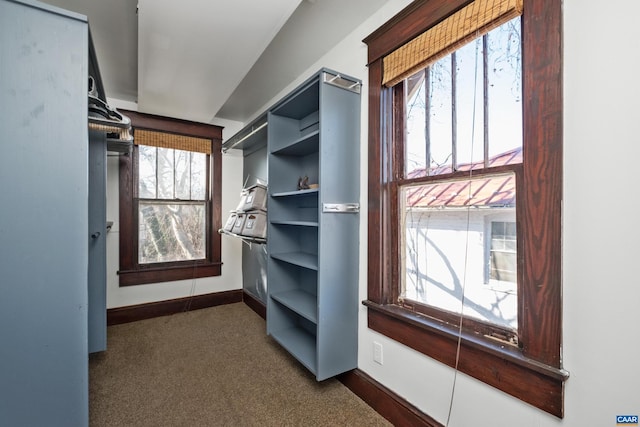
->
<box><xmin>0</xmin><ymin>0</ymin><xmax>89</xmax><ymax>425</ymax></box>
<box><xmin>88</xmin><ymin>130</ymin><xmax>107</xmax><ymax>353</ymax></box>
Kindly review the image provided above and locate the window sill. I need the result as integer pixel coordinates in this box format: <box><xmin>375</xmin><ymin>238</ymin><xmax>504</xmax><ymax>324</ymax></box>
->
<box><xmin>118</xmin><ymin>262</ymin><xmax>222</xmax><ymax>286</ymax></box>
<box><xmin>363</xmin><ymin>300</ymin><xmax>569</xmax><ymax>418</ymax></box>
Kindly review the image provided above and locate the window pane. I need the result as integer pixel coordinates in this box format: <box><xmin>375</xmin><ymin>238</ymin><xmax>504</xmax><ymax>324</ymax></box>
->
<box><xmin>455</xmin><ymin>39</ymin><xmax>484</xmax><ymax>169</ymax></box>
<box><xmin>405</xmin><ymin>72</ymin><xmax>427</xmax><ymax>177</ymax></box>
<box><xmin>487</xmin><ymin>16</ymin><xmax>522</xmax><ymax>163</ymax></box>
<box><xmin>138</xmin><ymin>202</ymin><xmax>206</xmax><ymax>263</ymax></box>
<box><xmin>403</xmin><ymin>17</ymin><xmax>522</xmax><ymax>177</ymax></box>
<box><xmin>190</xmin><ymin>152</ymin><xmax>207</xmax><ymax>200</ymax></box>
<box><xmin>138</xmin><ymin>145</ymin><xmax>157</xmax><ymax>199</ymax></box>
<box><xmin>402</xmin><ymin>173</ymin><xmax>517</xmax><ymax>330</ymax></box>
<box><xmin>157</xmin><ymin>148</ymin><xmax>175</xmax><ymax>199</ymax></box>
<box><xmin>490</xmin><ymin>221</ymin><xmax>517</xmax><ymax>283</ymax></box>
<box><xmin>175</xmin><ymin>149</ymin><xmax>190</xmax><ymax>200</ymax></box>
<box><xmin>428</xmin><ymin>56</ymin><xmax>453</xmax><ymax>175</ymax></box>
<box><xmin>489</xmin><ymin>222</ymin><xmax>516</xmax><ymax>283</ymax></box>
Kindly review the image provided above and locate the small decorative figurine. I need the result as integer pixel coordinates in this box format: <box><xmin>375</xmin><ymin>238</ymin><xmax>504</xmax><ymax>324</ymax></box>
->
<box><xmin>297</xmin><ymin>175</ymin><xmax>309</xmax><ymax>190</ymax></box>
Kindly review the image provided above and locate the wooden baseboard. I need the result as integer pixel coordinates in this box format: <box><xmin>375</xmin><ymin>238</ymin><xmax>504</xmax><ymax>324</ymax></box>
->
<box><xmin>107</xmin><ymin>290</ymin><xmax>243</xmax><ymax>326</ymax></box>
<box><xmin>242</xmin><ymin>290</ymin><xmax>266</xmax><ymax>319</ymax></box>
<box><xmin>338</xmin><ymin>369</ymin><xmax>443</xmax><ymax>427</ymax></box>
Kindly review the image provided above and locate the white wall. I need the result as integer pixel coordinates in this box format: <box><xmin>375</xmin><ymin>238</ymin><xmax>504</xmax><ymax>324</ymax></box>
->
<box><xmin>561</xmin><ymin>1</ymin><xmax>640</xmax><ymax>425</ymax></box>
<box><xmin>104</xmin><ymin>106</ymin><xmax>245</xmax><ymax>307</ymax></box>
<box><xmin>253</xmin><ymin>0</ymin><xmax>640</xmax><ymax>425</ymax></box>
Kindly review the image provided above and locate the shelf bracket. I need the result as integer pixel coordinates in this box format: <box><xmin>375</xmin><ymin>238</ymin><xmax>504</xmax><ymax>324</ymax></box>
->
<box><xmin>322</xmin><ymin>71</ymin><xmax>361</xmax><ymax>94</ymax></box>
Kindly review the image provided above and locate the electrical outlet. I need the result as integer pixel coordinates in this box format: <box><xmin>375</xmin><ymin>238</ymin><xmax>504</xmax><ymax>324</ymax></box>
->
<box><xmin>373</xmin><ymin>341</ymin><xmax>383</xmax><ymax>365</ymax></box>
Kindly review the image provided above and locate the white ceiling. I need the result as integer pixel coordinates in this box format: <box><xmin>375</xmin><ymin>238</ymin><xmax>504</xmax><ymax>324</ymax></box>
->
<box><xmin>43</xmin><ymin>0</ymin><xmax>388</xmax><ymax>125</ymax></box>
<box><xmin>136</xmin><ymin>0</ymin><xmax>302</xmax><ymax>123</ymax></box>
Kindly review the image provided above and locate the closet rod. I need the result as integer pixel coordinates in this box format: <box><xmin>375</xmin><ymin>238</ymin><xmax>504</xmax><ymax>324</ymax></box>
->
<box><xmin>222</xmin><ymin>121</ymin><xmax>267</xmax><ymax>153</ymax></box>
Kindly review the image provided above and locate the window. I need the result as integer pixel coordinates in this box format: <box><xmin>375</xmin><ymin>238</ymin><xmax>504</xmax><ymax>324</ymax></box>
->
<box><xmin>137</xmin><ymin>142</ymin><xmax>207</xmax><ymax>264</ymax></box>
<box><xmin>363</xmin><ymin>0</ymin><xmax>567</xmax><ymax>417</ymax></box>
<box><xmin>489</xmin><ymin>220</ymin><xmax>517</xmax><ymax>284</ymax></box>
<box><xmin>402</xmin><ymin>174</ymin><xmax>518</xmax><ymax>335</ymax></box>
<box><xmin>118</xmin><ymin>111</ymin><xmax>223</xmax><ymax>286</ymax></box>
<box><xmin>399</xmin><ymin>17</ymin><xmax>522</xmax><ymax>337</ymax></box>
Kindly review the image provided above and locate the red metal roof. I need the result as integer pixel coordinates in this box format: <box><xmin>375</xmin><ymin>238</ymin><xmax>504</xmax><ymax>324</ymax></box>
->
<box><xmin>406</xmin><ymin>147</ymin><xmax>520</xmax><ymax>208</ymax></box>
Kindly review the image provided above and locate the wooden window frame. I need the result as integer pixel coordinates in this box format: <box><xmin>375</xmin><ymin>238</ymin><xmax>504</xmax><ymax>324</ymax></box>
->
<box><xmin>363</xmin><ymin>0</ymin><xmax>567</xmax><ymax>418</ymax></box>
<box><xmin>118</xmin><ymin>110</ymin><xmax>223</xmax><ymax>286</ymax></box>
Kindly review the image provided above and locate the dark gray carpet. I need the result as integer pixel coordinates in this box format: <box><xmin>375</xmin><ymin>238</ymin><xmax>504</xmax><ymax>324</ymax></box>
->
<box><xmin>89</xmin><ymin>302</ymin><xmax>391</xmax><ymax>426</ymax></box>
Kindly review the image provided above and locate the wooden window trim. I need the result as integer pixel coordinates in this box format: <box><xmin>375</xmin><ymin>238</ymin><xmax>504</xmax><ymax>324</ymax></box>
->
<box><xmin>118</xmin><ymin>110</ymin><xmax>223</xmax><ymax>286</ymax></box>
<box><xmin>364</xmin><ymin>0</ymin><xmax>567</xmax><ymax>418</ymax></box>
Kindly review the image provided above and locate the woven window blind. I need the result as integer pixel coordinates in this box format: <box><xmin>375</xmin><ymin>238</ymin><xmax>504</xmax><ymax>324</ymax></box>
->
<box><xmin>382</xmin><ymin>0</ymin><xmax>523</xmax><ymax>87</ymax></box>
<box><xmin>135</xmin><ymin>129</ymin><xmax>212</xmax><ymax>154</ymax></box>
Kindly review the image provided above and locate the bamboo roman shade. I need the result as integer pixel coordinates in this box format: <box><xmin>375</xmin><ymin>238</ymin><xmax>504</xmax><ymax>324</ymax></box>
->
<box><xmin>382</xmin><ymin>0</ymin><xmax>523</xmax><ymax>87</ymax></box>
<box><xmin>135</xmin><ymin>129</ymin><xmax>212</xmax><ymax>154</ymax></box>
